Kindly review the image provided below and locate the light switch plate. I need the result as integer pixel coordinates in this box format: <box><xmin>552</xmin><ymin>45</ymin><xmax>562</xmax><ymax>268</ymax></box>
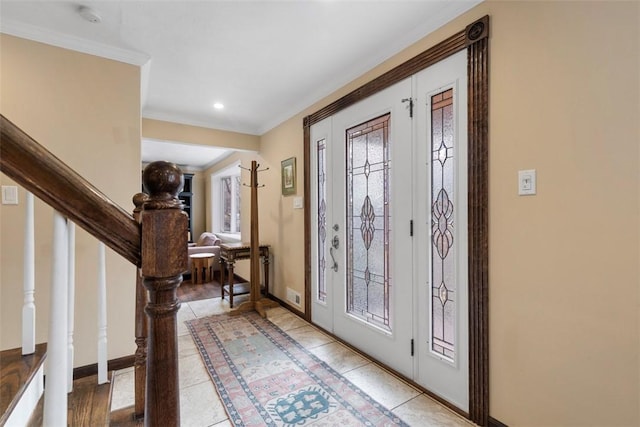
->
<box><xmin>518</xmin><ymin>169</ymin><xmax>536</xmax><ymax>196</ymax></box>
<box><xmin>1</xmin><ymin>186</ymin><xmax>18</xmax><ymax>205</ymax></box>
<box><xmin>293</xmin><ymin>196</ymin><xmax>304</xmax><ymax>209</ymax></box>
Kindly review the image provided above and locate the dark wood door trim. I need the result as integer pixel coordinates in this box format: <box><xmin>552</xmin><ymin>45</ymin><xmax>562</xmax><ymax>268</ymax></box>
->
<box><xmin>303</xmin><ymin>15</ymin><xmax>490</xmax><ymax>426</ymax></box>
<box><xmin>465</xmin><ymin>15</ymin><xmax>490</xmax><ymax>426</ymax></box>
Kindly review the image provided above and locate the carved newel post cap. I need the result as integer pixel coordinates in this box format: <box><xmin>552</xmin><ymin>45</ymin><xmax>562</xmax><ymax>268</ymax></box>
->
<box><xmin>142</xmin><ymin>161</ymin><xmax>184</xmax><ymax>202</ymax></box>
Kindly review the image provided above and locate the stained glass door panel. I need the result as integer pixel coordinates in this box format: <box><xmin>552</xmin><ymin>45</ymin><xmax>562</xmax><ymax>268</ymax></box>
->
<box><xmin>310</xmin><ymin>117</ymin><xmax>334</xmax><ymax>332</ymax></box>
<box><xmin>317</xmin><ymin>138</ymin><xmax>327</xmax><ymax>303</ymax></box>
<box><xmin>346</xmin><ymin>114</ymin><xmax>391</xmax><ymax>331</ymax></box>
<box><xmin>430</xmin><ymin>89</ymin><xmax>455</xmax><ymax>359</ymax></box>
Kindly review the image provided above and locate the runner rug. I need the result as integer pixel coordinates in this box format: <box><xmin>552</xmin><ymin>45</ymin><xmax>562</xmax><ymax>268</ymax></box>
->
<box><xmin>187</xmin><ymin>311</ymin><xmax>408</xmax><ymax>426</ymax></box>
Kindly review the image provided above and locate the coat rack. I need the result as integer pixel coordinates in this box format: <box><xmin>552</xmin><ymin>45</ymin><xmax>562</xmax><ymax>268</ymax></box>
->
<box><xmin>231</xmin><ymin>160</ymin><xmax>278</xmax><ymax>316</ymax></box>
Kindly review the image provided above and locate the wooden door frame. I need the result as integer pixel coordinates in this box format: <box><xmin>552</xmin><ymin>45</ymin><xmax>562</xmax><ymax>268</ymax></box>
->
<box><xmin>302</xmin><ymin>16</ymin><xmax>490</xmax><ymax>426</ymax></box>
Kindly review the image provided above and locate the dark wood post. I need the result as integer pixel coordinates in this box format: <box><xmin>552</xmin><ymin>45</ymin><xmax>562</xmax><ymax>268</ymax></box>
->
<box><xmin>249</xmin><ymin>161</ymin><xmax>261</xmax><ymax>302</ymax></box>
<box><xmin>132</xmin><ymin>192</ymin><xmax>149</xmax><ymax>420</ymax></box>
<box><xmin>140</xmin><ymin>161</ymin><xmax>188</xmax><ymax>426</ymax></box>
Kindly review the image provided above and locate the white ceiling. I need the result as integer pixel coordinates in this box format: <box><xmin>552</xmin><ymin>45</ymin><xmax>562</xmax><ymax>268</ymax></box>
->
<box><xmin>1</xmin><ymin>0</ymin><xmax>480</xmax><ymax>167</ymax></box>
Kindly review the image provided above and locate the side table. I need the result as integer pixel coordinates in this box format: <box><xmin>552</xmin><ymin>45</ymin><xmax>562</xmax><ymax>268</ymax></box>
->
<box><xmin>190</xmin><ymin>253</ymin><xmax>215</xmax><ymax>284</ymax></box>
<box><xmin>219</xmin><ymin>242</ymin><xmax>269</xmax><ymax>307</ymax></box>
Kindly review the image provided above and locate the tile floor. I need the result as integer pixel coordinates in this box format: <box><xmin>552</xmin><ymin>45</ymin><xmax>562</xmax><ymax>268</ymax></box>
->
<box><xmin>111</xmin><ymin>296</ymin><xmax>474</xmax><ymax>427</ymax></box>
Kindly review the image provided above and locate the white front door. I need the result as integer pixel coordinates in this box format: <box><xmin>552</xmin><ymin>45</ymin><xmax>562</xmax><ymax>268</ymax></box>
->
<box><xmin>311</xmin><ymin>78</ymin><xmax>414</xmax><ymax>377</ymax></box>
<box><xmin>310</xmin><ymin>50</ymin><xmax>469</xmax><ymax>408</ymax></box>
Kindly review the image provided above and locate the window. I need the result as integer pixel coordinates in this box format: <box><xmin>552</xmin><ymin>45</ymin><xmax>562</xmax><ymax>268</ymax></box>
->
<box><xmin>346</xmin><ymin>114</ymin><xmax>392</xmax><ymax>331</ymax></box>
<box><xmin>430</xmin><ymin>88</ymin><xmax>456</xmax><ymax>360</ymax></box>
<box><xmin>221</xmin><ymin>175</ymin><xmax>241</xmax><ymax>233</ymax></box>
<box><xmin>211</xmin><ymin>161</ymin><xmax>242</xmax><ymax>237</ymax></box>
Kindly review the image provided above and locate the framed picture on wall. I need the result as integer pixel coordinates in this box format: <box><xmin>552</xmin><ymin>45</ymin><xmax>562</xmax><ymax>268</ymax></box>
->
<box><xmin>281</xmin><ymin>157</ymin><xmax>296</xmax><ymax>196</ymax></box>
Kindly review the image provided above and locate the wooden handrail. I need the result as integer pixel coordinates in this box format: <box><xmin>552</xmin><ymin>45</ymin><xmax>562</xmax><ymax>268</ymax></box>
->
<box><xmin>0</xmin><ymin>114</ymin><xmax>140</xmax><ymax>265</ymax></box>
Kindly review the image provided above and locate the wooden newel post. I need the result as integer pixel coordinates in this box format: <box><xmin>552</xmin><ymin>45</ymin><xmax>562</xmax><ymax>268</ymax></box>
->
<box><xmin>140</xmin><ymin>161</ymin><xmax>188</xmax><ymax>426</ymax></box>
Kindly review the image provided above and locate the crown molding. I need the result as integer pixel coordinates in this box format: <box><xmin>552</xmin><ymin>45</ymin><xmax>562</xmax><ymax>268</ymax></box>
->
<box><xmin>1</xmin><ymin>19</ymin><xmax>150</xmax><ymax>66</ymax></box>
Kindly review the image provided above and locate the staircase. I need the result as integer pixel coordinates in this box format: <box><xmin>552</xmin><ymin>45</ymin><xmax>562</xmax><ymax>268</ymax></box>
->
<box><xmin>0</xmin><ymin>344</ymin><xmax>46</xmax><ymax>426</ymax></box>
<box><xmin>1</xmin><ymin>114</ymin><xmax>187</xmax><ymax>426</ymax></box>
<box><xmin>0</xmin><ymin>344</ymin><xmax>120</xmax><ymax>426</ymax></box>
<box><xmin>27</xmin><ymin>373</ymin><xmax>115</xmax><ymax>426</ymax></box>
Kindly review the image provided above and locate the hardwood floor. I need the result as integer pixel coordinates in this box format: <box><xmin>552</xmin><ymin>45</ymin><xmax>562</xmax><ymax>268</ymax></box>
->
<box><xmin>177</xmin><ymin>278</ymin><xmax>222</xmax><ymax>302</ymax></box>
<box><xmin>109</xmin><ymin>405</ymin><xmax>143</xmax><ymax>426</ymax></box>
<box><xmin>178</xmin><ymin>273</ymin><xmax>247</xmax><ymax>303</ymax></box>
<box><xmin>28</xmin><ymin>373</ymin><xmax>114</xmax><ymax>426</ymax></box>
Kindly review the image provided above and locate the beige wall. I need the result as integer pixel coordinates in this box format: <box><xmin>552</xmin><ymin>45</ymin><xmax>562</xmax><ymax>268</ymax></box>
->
<box><xmin>142</xmin><ymin>118</ymin><xmax>260</xmax><ymax>151</ymax></box>
<box><xmin>0</xmin><ymin>35</ymin><xmax>140</xmax><ymax>366</ymax></box>
<box><xmin>258</xmin><ymin>121</ymin><xmax>306</xmax><ymax>306</ymax></box>
<box><xmin>258</xmin><ymin>1</ymin><xmax>639</xmax><ymax>426</ymax></box>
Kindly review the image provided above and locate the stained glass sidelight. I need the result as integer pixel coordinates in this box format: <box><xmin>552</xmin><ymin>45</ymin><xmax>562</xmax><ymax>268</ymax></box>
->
<box><xmin>346</xmin><ymin>114</ymin><xmax>391</xmax><ymax>331</ymax></box>
<box><xmin>317</xmin><ymin>138</ymin><xmax>327</xmax><ymax>302</ymax></box>
<box><xmin>430</xmin><ymin>89</ymin><xmax>455</xmax><ymax>360</ymax></box>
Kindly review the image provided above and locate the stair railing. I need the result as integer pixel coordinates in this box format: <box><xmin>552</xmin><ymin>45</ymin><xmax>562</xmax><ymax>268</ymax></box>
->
<box><xmin>1</xmin><ymin>114</ymin><xmax>185</xmax><ymax>426</ymax></box>
<box><xmin>43</xmin><ymin>211</ymin><xmax>69</xmax><ymax>425</ymax></box>
<box><xmin>22</xmin><ymin>191</ymin><xmax>36</xmax><ymax>356</ymax></box>
<box><xmin>67</xmin><ymin>221</ymin><xmax>76</xmax><ymax>393</ymax></box>
<box><xmin>18</xmin><ymin>202</ymin><xmax>107</xmax><ymax>423</ymax></box>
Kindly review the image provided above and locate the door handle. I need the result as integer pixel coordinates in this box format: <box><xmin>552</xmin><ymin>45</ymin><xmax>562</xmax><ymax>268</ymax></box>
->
<box><xmin>329</xmin><ymin>224</ymin><xmax>339</xmax><ymax>271</ymax></box>
<box><xmin>329</xmin><ymin>247</ymin><xmax>338</xmax><ymax>272</ymax></box>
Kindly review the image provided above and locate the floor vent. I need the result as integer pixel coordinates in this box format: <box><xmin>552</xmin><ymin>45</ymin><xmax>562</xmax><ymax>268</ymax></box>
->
<box><xmin>286</xmin><ymin>288</ymin><xmax>301</xmax><ymax>307</ymax></box>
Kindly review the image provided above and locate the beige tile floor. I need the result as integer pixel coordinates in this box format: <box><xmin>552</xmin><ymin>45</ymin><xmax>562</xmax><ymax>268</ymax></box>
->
<box><xmin>111</xmin><ymin>296</ymin><xmax>474</xmax><ymax>427</ymax></box>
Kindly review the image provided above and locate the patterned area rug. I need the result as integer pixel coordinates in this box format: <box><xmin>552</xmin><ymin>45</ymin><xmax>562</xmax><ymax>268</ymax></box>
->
<box><xmin>187</xmin><ymin>311</ymin><xmax>408</xmax><ymax>426</ymax></box>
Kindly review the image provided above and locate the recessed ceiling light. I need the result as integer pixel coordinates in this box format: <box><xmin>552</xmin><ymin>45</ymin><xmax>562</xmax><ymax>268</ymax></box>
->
<box><xmin>213</xmin><ymin>103</ymin><xmax>224</xmax><ymax>110</ymax></box>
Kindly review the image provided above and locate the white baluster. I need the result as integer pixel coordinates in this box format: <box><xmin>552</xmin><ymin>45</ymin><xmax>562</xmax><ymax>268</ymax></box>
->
<box><xmin>22</xmin><ymin>192</ymin><xmax>35</xmax><ymax>355</ymax></box>
<box><xmin>43</xmin><ymin>211</ymin><xmax>68</xmax><ymax>426</ymax></box>
<box><xmin>67</xmin><ymin>221</ymin><xmax>76</xmax><ymax>393</ymax></box>
<box><xmin>97</xmin><ymin>242</ymin><xmax>108</xmax><ymax>384</ymax></box>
